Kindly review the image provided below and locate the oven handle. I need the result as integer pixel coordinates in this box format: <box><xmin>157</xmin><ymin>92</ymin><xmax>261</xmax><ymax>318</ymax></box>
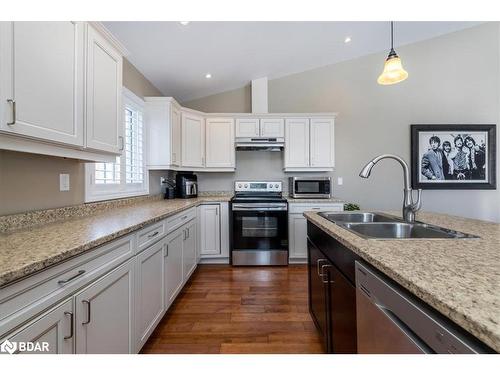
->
<box><xmin>232</xmin><ymin>206</ymin><xmax>288</xmax><ymax>212</ymax></box>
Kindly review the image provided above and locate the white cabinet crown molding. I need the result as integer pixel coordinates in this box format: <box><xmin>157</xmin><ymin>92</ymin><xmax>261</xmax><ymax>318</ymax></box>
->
<box><xmin>87</xmin><ymin>22</ymin><xmax>130</xmax><ymax>57</ymax></box>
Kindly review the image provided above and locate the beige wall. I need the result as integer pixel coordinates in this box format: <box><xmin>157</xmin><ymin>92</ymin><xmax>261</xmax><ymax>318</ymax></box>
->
<box><xmin>0</xmin><ymin>58</ymin><xmax>165</xmax><ymax>216</ymax></box>
<box><xmin>183</xmin><ymin>85</ymin><xmax>252</xmax><ymax>113</ymax></box>
<box><xmin>192</xmin><ymin>23</ymin><xmax>500</xmax><ymax>222</ymax></box>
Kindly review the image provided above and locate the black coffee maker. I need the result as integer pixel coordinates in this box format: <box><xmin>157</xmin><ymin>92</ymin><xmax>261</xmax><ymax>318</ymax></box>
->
<box><xmin>175</xmin><ymin>172</ymin><xmax>198</xmax><ymax>198</ymax></box>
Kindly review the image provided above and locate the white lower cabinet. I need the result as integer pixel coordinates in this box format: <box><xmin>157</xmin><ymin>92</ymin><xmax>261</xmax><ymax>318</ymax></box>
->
<box><xmin>7</xmin><ymin>298</ymin><xmax>74</xmax><ymax>354</ymax></box>
<box><xmin>135</xmin><ymin>238</ymin><xmax>166</xmax><ymax>351</ymax></box>
<box><xmin>288</xmin><ymin>203</ymin><xmax>344</xmax><ymax>263</ymax></box>
<box><xmin>164</xmin><ymin>227</ymin><xmax>184</xmax><ymax>309</ymax></box>
<box><xmin>199</xmin><ymin>204</ymin><xmax>221</xmax><ymax>256</ymax></box>
<box><xmin>75</xmin><ymin>259</ymin><xmax>135</xmax><ymax>354</ymax></box>
<box><xmin>183</xmin><ymin>219</ymin><xmax>197</xmax><ymax>280</ymax></box>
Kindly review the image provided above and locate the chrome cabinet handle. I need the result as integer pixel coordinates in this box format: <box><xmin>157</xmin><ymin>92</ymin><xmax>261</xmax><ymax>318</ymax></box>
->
<box><xmin>165</xmin><ymin>245</ymin><xmax>169</xmax><ymax>257</ymax></box>
<box><xmin>317</xmin><ymin>259</ymin><xmax>328</xmax><ymax>277</ymax></box>
<box><xmin>215</xmin><ymin>206</ymin><xmax>219</xmax><ymax>216</ymax></box>
<box><xmin>321</xmin><ymin>264</ymin><xmax>334</xmax><ymax>284</ymax></box>
<box><xmin>181</xmin><ymin>215</ymin><xmax>188</xmax><ymax>220</ymax></box>
<box><xmin>64</xmin><ymin>311</ymin><xmax>74</xmax><ymax>339</ymax></box>
<box><xmin>58</xmin><ymin>270</ymin><xmax>86</xmax><ymax>285</ymax></box>
<box><xmin>148</xmin><ymin>231</ymin><xmax>159</xmax><ymax>239</ymax></box>
<box><xmin>119</xmin><ymin>136</ymin><xmax>124</xmax><ymax>151</ymax></box>
<box><xmin>82</xmin><ymin>300</ymin><xmax>91</xmax><ymax>325</ymax></box>
<box><xmin>7</xmin><ymin>99</ymin><xmax>16</xmax><ymax>125</ymax></box>
<box><xmin>183</xmin><ymin>229</ymin><xmax>186</xmax><ymax>240</ymax></box>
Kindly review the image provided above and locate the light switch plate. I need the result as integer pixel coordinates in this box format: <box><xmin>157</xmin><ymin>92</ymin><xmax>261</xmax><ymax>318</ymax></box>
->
<box><xmin>337</xmin><ymin>177</ymin><xmax>343</xmax><ymax>186</ymax></box>
<box><xmin>60</xmin><ymin>174</ymin><xmax>70</xmax><ymax>191</ymax></box>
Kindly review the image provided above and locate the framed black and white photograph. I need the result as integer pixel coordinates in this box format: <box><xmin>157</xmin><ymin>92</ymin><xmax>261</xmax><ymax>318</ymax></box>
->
<box><xmin>411</xmin><ymin>124</ymin><xmax>496</xmax><ymax>190</ymax></box>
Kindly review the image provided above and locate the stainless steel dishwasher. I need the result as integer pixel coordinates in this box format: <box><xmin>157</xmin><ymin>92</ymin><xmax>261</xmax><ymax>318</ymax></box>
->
<box><xmin>355</xmin><ymin>261</ymin><xmax>493</xmax><ymax>354</ymax></box>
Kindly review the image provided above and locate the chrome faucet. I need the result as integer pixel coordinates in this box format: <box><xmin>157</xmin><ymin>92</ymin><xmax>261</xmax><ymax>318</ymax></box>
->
<box><xmin>359</xmin><ymin>154</ymin><xmax>422</xmax><ymax>222</ymax></box>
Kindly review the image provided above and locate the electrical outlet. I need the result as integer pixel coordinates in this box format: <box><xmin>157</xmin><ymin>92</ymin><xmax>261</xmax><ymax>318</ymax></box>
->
<box><xmin>337</xmin><ymin>177</ymin><xmax>343</xmax><ymax>186</ymax></box>
<box><xmin>59</xmin><ymin>174</ymin><xmax>70</xmax><ymax>191</ymax></box>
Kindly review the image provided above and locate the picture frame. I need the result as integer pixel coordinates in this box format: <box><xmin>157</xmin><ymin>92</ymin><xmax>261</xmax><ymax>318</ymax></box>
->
<box><xmin>411</xmin><ymin>124</ymin><xmax>496</xmax><ymax>190</ymax></box>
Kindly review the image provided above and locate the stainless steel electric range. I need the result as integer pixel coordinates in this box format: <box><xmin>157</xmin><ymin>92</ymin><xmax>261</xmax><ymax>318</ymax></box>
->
<box><xmin>230</xmin><ymin>181</ymin><xmax>288</xmax><ymax>266</ymax></box>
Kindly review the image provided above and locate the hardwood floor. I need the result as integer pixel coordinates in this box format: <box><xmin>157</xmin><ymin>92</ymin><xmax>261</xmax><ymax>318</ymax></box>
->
<box><xmin>141</xmin><ymin>264</ymin><xmax>324</xmax><ymax>354</ymax></box>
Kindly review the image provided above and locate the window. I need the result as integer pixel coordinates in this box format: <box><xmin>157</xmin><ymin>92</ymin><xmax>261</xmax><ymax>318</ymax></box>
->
<box><xmin>85</xmin><ymin>88</ymin><xmax>149</xmax><ymax>202</ymax></box>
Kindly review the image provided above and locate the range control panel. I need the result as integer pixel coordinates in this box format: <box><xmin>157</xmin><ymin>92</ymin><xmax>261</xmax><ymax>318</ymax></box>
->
<box><xmin>234</xmin><ymin>181</ymin><xmax>282</xmax><ymax>192</ymax></box>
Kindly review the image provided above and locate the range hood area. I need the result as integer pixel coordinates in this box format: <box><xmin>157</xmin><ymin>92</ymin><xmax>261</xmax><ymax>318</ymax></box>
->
<box><xmin>236</xmin><ymin>77</ymin><xmax>284</xmax><ymax>151</ymax></box>
<box><xmin>235</xmin><ymin>137</ymin><xmax>284</xmax><ymax>151</ymax></box>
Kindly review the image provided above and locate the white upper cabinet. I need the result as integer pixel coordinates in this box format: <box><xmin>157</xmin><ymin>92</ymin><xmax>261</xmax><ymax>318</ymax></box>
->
<box><xmin>284</xmin><ymin>118</ymin><xmax>310</xmax><ymax>168</ymax></box>
<box><xmin>205</xmin><ymin>118</ymin><xmax>235</xmax><ymax>168</ymax></box>
<box><xmin>284</xmin><ymin>117</ymin><xmax>335</xmax><ymax>171</ymax></box>
<box><xmin>310</xmin><ymin>118</ymin><xmax>335</xmax><ymax>168</ymax></box>
<box><xmin>85</xmin><ymin>24</ymin><xmax>123</xmax><ymax>154</ymax></box>
<box><xmin>0</xmin><ymin>22</ymin><xmax>85</xmax><ymax>146</ymax></box>
<box><xmin>260</xmin><ymin>118</ymin><xmax>284</xmax><ymax>138</ymax></box>
<box><xmin>181</xmin><ymin>111</ymin><xmax>205</xmax><ymax>168</ymax></box>
<box><xmin>145</xmin><ymin>98</ymin><xmax>181</xmax><ymax>169</ymax></box>
<box><xmin>171</xmin><ymin>104</ymin><xmax>181</xmax><ymax>167</ymax></box>
<box><xmin>236</xmin><ymin>118</ymin><xmax>260</xmax><ymax>137</ymax></box>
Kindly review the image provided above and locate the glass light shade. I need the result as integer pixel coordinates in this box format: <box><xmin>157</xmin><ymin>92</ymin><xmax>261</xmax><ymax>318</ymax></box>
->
<box><xmin>377</xmin><ymin>55</ymin><xmax>408</xmax><ymax>85</ymax></box>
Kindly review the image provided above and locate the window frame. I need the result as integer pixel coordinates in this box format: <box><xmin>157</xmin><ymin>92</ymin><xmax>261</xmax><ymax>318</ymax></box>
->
<box><xmin>84</xmin><ymin>87</ymin><xmax>149</xmax><ymax>203</ymax></box>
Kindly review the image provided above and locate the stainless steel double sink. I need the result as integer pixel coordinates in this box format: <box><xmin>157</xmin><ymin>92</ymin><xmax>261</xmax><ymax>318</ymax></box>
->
<box><xmin>318</xmin><ymin>212</ymin><xmax>478</xmax><ymax>240</ymax></box>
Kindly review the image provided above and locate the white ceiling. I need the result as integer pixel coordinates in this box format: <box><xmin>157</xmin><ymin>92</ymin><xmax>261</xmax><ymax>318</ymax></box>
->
<box><xmin>104</xmin><ymin>21</ymin><xmax>481</xmax><ymax>102</ymax></box>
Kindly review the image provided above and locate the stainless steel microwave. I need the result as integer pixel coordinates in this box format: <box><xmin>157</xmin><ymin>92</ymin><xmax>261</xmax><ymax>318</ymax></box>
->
<box><xmin>289</xmin><ymin>177</ymin><xmax>331</xmax><ymax>198</ymax></box>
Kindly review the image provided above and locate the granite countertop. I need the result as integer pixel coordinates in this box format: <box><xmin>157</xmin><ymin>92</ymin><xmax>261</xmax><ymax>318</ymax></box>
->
<box><xmin>0</xmin><ymin>196</ymin><xmax>231</xmax><ymax>288</ymax></box>
<box><xmin>304</xmin><ymin>210</ymin><xmax>500</xmax><ymax>352</ymax></box>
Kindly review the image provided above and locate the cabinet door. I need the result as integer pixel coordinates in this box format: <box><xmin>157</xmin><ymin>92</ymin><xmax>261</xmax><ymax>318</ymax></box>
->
<box><xmin>285</xmin><ymin>118</ymin><xmax>310</xmax><ymax>167</ymax></box>
<box><xmin>307</xmin><ymin>238</ymin><xmax>329</xmax><ymax>352</ymax></box>
<box><xmin>235</xmin><ymin>118</ymin><xmax>259</xmax><ymax>137</ymax></box>
<box><xmin>181</xmin><ymin>112</ymin><xmax>205</xmax><ymax>167</ymax></box>
<box><xmin>183</xmin><ymin>220</ymin><xmax>197</xmax><ymax>280</ymax></box>
<box><xmin>310</xmin><ymin>118</ymin><xmax>334</xmax><ymax>168</ymax></box>
<box><xmin>260</xmin><ymin>118</ymin><xmax>284</xmax><ymax>138</ymax></box>
<box><xmin>75</xmin><ymin>259</ymin><xmax>134</xmax><ymax>354</ymax></box>
<box><xmin>199</xmin><ymin>204</ymin><xmax>221</xmax><ymax>256</ymax></box>
<box><xmin>5</xmin><ymin>299</ymin><xmax>73</xmax><ymax>354</ymax></box>
<box><xmin>165</xmin><ymin>227</ymin><xmax>184</xmax><ymax>308</ymax></box>
<box><xmin>171</xmin><ymin>104</ymin><xmax>181</xmax><ymax>166</ymax></box>
<box><xmin>0</xmin><ymin>22</ymin><xmax>84</xmax><ymax>146</ymax></box>
<box><xmin>85</xmin><ymin>24</ymin><xmax>123</xmax><ymax>154</ymax></box>
<box><xmin>135</xmin><ymin>239</ymin><xmax>166</xmax><ymax>351</ymax></box>
<box><xmin>205</xmin><ymin>118</ymin><xmax>235</xmax><ymax>168</ymax></box>
<box><xmin>289</xmin><ymin>214</ymin><xmax>307</xmax><ymax>259</ymax></box>
<box><xmin>326</xmin><ymin>264</ymin><xmax>357</xmax><ymax>353</ymax></box>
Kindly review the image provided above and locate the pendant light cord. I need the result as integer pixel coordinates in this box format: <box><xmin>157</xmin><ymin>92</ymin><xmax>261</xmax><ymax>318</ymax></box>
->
<box><xmin>391</xmin><ymin>21</ymin><xmax>394</xmax><ymax>50</ymax></box>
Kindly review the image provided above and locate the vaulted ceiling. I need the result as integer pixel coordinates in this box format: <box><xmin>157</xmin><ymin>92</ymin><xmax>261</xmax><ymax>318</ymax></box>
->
<box><xmin>104</xmin><ymin>21</ymin><xmax>481</xmax><ymax>102</ymax></box>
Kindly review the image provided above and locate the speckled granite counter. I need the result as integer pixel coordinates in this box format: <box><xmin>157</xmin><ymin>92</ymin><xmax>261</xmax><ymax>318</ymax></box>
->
<box><xmin>304</xmin><ymin>210</ymin><xmax>500</xmax><ymax>352</ymax></box>
<box><xmin>0</xmin><ymin>196</ymin><xmax>231</xmax><ymax>288</ymax></box>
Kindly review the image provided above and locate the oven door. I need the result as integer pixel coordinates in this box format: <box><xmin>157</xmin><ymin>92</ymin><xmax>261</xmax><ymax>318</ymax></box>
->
<box><xmin>231</xmin><ymin>204</ymin><xmax>288</xmax><ymax>265</ymax></box>
<box><xmin>293</xmin><ymin>179</ymin><xmax>331</xmax><ymax>198</ymax></box>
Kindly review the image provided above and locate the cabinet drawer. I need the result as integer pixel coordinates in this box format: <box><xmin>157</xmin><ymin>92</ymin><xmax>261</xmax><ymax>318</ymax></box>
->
<box><xmin>136</xmin><ymin>220</ymin><xmax>166</xmax><ymax>253</ymax></box>
<box><xmin>289</xmin><ymin>203</ymin><xmax>343</xmax><ymax>214</ymax></box>
<box><xmin>0</xmin><ymin>235</ymin><xmax>134</xmax><ymax>338</ymax></box>
<box><xmin>166</xmin><ymin>207</ymin><xmax>196</xmax><ymax>233</ymax></box>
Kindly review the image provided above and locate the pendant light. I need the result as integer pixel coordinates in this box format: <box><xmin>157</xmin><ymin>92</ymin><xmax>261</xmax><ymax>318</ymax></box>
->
<box><xmin>377</xmin><ymin>21</ymin><xmax>408</xmax><ymax>85</ymax></box>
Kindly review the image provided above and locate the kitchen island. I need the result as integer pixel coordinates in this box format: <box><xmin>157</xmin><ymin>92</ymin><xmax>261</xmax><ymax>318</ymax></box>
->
<box><xmin>304</xmin><ymin>210</ymin><xmax>500</xmax><ymax>353</ymax></box>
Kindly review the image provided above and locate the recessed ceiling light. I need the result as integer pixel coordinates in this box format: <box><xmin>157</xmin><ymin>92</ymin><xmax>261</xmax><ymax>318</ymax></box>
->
<box><xmin>344</xmin><ymin>36</ymin><xmax>352</xmax><ymax>44</ymax></box>
<box><xmin>205</xmin><ymin>73</ymin><xmax>212</xmax><ymax>79</ymax></box>
<box><xmin>179</xmin><ymin>21</ymin><xmax>190</xmax><ymax>26</ymax></box>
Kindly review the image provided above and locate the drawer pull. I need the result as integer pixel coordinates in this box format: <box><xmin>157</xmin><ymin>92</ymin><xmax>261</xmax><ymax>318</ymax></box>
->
<box><xmin>58</xmin><ymin>270</ymin><xmax>86</xmax><ymax>285</ymax></box>
<box><xmin>147</xmin><ymin>231</ymin><xmax>160</xmax><ymax>239</ymax></box>
<box><xmin>64</xmin><ymin>311</ymin><xmax>74</xmax><ymax>339</ymax></box>
<box><xmin>317</xmin><ymin>259</ymin><xmax>328</xmax><ymax>277</ymax></box>
<box><xmin>181</xmin><ymin>215</ymin><xmax>188</xmax><ymax>220</ymax></box>
<box><xmin>82</xmin><ymin>300</ymin><xmax>91</xmax><ymax>325</ymax></box>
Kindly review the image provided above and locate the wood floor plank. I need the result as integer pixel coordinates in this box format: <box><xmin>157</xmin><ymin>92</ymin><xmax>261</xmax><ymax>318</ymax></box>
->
<box><xmin>141</xmin><ymin>264</ymin><xmax>324</xmax><ymax>354</ymax></box>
